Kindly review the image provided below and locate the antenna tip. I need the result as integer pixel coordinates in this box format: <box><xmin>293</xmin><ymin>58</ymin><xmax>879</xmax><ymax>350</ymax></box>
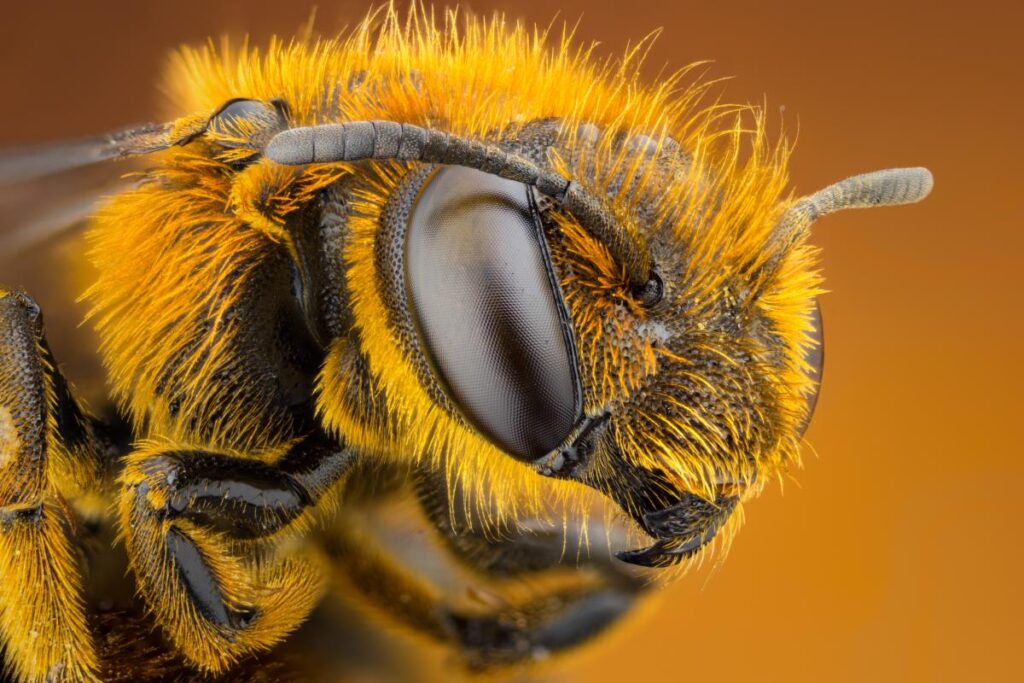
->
<box><xmin>896</xmin><ymin>166</ymin><xmax>934</xmax><ymax>204</ymax></box>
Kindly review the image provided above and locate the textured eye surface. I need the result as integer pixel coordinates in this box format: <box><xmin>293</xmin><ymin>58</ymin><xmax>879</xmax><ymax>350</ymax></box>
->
<box><xmin>405</xmin><ymin>166</ymin><xmax>580</xmax><ymax>461</ymax></box>
<box><xmin>799</xmin><ymin>300</ymin><xmax>825</xmax><ymax>436</ymax></box>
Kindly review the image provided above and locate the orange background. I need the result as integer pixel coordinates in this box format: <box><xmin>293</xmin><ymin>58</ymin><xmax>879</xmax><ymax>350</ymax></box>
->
<box><xmin>0</xmin><ymin>1</ymin><xmax>1019</xmax><ymax>681</ymax></box>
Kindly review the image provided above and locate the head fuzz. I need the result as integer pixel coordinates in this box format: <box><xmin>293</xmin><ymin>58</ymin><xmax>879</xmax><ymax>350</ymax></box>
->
<box><xmin>104</xmin><ymin>4</ymin><xmax>929</xmax><ymax>549</ymax></box>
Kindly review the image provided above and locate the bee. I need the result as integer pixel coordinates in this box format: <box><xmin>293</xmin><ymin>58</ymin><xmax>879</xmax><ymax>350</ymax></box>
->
<box><xmin>0</xmin><ymin>5</ymin><xmax>932</xmax><ymax>682</ymax></box>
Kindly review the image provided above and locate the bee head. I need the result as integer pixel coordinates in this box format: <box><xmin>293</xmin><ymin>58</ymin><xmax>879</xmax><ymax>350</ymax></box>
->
<box><xmin>68</xmin><ymin>95</ymin><xmax>931</xmax><ymax>568</ymax></box>
<box><xmin>263</xmin><ymin>111</ymin><xmax>931</xmax><ymax>567</ymax></box>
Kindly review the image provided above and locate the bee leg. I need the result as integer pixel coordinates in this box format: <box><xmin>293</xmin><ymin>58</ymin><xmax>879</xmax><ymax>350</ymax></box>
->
<box><xmin>444</xmin><ymin>588</ymin><xmax>635</xmax><ymax>670</ymax></box>
<box><xmin>322</xmin><ymin>516</ymin><xmax>638</xmax><ymax>672</ymax></box>
<box><xmin>415</xmin><ymin>469</ymin><xmax>645</xmax><ymax>588</ymax></box>
<box><xmin>0</xmin><ymin>289</ymin><xmax>101</xmax><ymax>683</ymax></box>
<box><xmin>321</xmin><ymin>522</ymin><xmax>456</xmax><ymax>644</ymax></box>
<box><xmin>321</xmin><ymin>468</ymin><xmax>647</xmax><ymax>669</ymax></box>
<box><xmin>117</xmin><ymin>434</ymin><xmax>353</xmax><ymax>673</ymax></box>
<box><xmin>412</xmin><ymin>470</ymin><xmax>647</xmax><ymax>668</ymax></box>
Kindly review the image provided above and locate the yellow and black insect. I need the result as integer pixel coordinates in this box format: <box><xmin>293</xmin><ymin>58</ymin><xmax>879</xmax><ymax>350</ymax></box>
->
<box><xmin>0</xmin><ymin>6</ymin><xmax>932</xmax><ymax>682</ymax></box>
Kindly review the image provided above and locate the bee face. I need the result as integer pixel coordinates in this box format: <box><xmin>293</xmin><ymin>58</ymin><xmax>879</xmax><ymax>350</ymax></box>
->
<box><xmin>541</xmin><ymin>185</ymin><xmax>819</xmax><ymax>566</ymax></box>
<box><xmin>356</xmin><ymin>120</ymin><xmax>827</xmax><ymax>566</ymax></box>
<box><xmin>245</xmin><ymin>99</ymin><xmax>922</xmax><ymax>567</ymax></box>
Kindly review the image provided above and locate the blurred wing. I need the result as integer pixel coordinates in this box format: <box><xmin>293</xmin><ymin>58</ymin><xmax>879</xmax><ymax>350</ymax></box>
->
<box><xmin>0</xmin><ymin>123</ymin><xmax>174</xmax><ymax>254</ymax></box>
<box><xmin>0</xmin><ymin>123</ymin><xmax>174</xmax><ymax>185</ymax></box>
<box><xmin>0</xmin><ymin>158</ymin><xmax>129</xmax><ymax>254</ymax></box>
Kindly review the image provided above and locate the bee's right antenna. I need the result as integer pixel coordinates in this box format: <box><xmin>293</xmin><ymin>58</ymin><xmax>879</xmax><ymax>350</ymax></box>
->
<box><xmin>775</xmin><ymin>167</ymin><xmax>934</xmax><ymax>244</ymax></box>
<box><xmin>266</xmin><ymin>121</ymin><xmax>655</xmax><ymax>293</ymax></box>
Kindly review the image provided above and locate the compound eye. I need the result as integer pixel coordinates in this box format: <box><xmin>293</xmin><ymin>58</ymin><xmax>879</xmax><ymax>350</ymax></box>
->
<box><xmin>405</xmin><ymin>166</ymin><xmax>581</xmax><ymax>461</ymax></box>
<box><xmin>798</xmin><ymin>299</ymin><xmax>825</xmax><ymax>436</ymax></box>
<box><xmin>208</xmin><ymin>99</ymin><xmax>283</xmax><ymax>149</ymax></box>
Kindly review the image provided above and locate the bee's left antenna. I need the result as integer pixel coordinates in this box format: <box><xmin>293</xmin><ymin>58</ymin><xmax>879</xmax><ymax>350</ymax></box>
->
<box><xmin>266</xmin><ymin>121</ymin><xmax>655</xmax><ymax>292</ymax></box>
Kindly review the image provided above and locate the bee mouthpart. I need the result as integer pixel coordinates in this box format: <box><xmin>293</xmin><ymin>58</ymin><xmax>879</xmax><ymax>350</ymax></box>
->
<box><xmin>616</xmin><ymin>493</ymin><xmax>740</xmax><ymax>569</ymax></box>
<box><xmin>531</xmin><ymin>413</ymin><xmax>740</xmax><ymax>570</ymax></box>
<box><xmin>615</xmin><ymin>533</ymin><xmax>715</xmax><ymax>569</ymax></box>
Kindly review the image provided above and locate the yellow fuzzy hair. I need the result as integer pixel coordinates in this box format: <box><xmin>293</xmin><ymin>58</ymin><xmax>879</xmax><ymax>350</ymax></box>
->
<box><xmin>85</xmin><ymin>4</ymin><xmax>821</xmax><ymax>553</ymax></box>
<box><xmin>0</xmin><ymin>290</ymin><xmax>100</xmax><ymax>682</ymax></box>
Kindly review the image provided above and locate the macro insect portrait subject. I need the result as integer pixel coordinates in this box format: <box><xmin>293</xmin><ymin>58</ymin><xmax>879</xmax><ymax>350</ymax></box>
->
<box><xmin>0</xmin><ymin>3</ymin><xmax>935</xmax><ymax>682</ymax></box>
